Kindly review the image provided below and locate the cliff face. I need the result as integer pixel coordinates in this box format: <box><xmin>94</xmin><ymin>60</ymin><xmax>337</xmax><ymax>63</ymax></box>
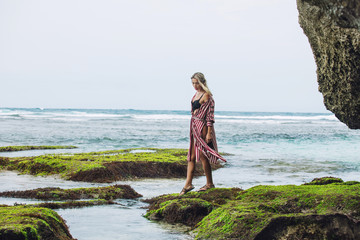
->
<box><xmin>297</xmin><ymin>0</ymin><xmax>360</xmax><ymax>129</ymax></box>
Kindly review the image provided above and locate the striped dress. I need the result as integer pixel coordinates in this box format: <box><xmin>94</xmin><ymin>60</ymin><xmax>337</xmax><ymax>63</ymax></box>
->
<box><xmin>187</xmin><ymin>93</ymin><xmax>227</xmax><ymax>164</ymax></box>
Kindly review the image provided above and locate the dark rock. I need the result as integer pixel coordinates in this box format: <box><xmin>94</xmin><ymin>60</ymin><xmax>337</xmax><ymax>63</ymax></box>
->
<box><xmin>70</xmin><ymin>161</ymin><xmax>219</xmax><ymax>183</ymax></box>
<box><xmin>0</xmin><ymin>184</ymin><xmax>142</xmax><ymax>200</ymax></box>
<box><xmin>0</xmin><ymin>206</ymin><xmax>75</xmax><ymax>240</ymax></box>
<box><xmin>255</xmin><ymin>214</ymin><xmax>360</xmax><ymax>240</ymax></box>
<box><xmin>144</xmin><ymin>188</ymin><xmax>242</xmax><ymax>227</ymax></box>
<box><xmin>147</xmin><ymin>179</ymin><xmax>360</xmax><ymax>239</ymax></box>
<box><xmin>297</xmin><ymin>0</ymin><xmax>360</xmax><ymax>129</ymax></box>
<box><xmin>304</xmin><ymin>176</ymin><xmax>344</xmax><ymax>185</ymax></box>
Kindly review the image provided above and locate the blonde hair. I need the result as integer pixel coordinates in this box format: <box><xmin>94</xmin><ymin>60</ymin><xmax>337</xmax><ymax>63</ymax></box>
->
<box><xmin>191</xmin><ymin>72</ymin><xmax>213</xmax><ymax>96</ymax></box>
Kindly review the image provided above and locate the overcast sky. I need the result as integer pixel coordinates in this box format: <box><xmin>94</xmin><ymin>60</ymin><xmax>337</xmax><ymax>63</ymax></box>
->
<box><xmin>0</xmin><ymin>0</ymin><xmax>328</xmax><ymax>112</ymax></box>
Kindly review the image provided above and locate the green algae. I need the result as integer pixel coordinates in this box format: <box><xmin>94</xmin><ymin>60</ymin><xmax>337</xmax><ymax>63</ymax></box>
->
<box><xmin>304</xmin><ymin>176</ymin><xmax>344</xmax><ymax>185</ymax></box>
<box><xmin>145</xmin><ymin>177</ymin><xmax>360</xmax><ymax>240</ymax></box>
<box><xmin>194</xmin><ymin>180</ymin><xmax>360</xmax><ymax>239</ymax></box>
<box><xmin>0</xmin><ymin>145</ymin><xmax>77</xmax><ymax>152</ymax></box>
<box><xmin>0</xmin><ymin>205</ymin><xmax>73</xmax><ymax>239</ymax></box>
<box><xmin>145</xmin><ymin>198</ymin><xmax>213</xmax><ymax>219</ymax></box>
<box><xmin>0</xmin><ymin>185</ymin><xmax>140</xmax><ymax>239</ymax></box>
<box><xmin>28</xmin><ymin>199</ymin><xmax>116</xmax><ymax>209</ymax></box>
<box><xmin>144</xmin><ymin>188</ymin><xmax>242</xmax><ymax>227</ymax></box>
<box><xmin>0</xmin><ymin>148</ymin><xmax>211</xmax><ymax>182</ymax></box>
<box><xmin>0</xmin><ymin>185</ymin><xmax>142</xmax><ymax>200</ymax></box>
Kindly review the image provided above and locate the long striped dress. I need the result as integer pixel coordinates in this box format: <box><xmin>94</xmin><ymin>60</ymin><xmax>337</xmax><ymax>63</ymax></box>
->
<box><xmin>187</xmin><ymin>93</ymin><xmax>227</xmax><ymax>164</ymax></box>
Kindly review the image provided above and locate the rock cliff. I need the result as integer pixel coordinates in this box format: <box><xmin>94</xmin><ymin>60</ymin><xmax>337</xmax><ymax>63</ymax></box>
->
<box><xmin>297</xmin><ymin>0</ymin><xmax>360</xmax><ymax>129</ymax></box>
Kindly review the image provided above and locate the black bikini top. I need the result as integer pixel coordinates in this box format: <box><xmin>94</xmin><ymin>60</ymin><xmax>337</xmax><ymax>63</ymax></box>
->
<box><xmin>192</xmin><ymin>93</ymin><xmax>205</xmax><ymax>112</ymax></box>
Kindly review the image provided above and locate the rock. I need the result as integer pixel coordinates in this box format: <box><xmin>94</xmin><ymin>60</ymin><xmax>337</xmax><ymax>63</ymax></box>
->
<box><xmin>255</xmin><ymin>214</ymin><xmax>360</xmax><ymax>240</ymax></box>
<box><xmin>297</xmin><ymin>0</ymin><xmax>360</xmax><ymax>129</ymax></box>
<box><xmin>0</xmin><ymin>184</ymin><xmax>142</xmax><ymax>200</ymax></box>
<box><xmin>0</xmin><ymin>205</ymin><xmax>74</xmax><ymax>240</ymax></box>
<box><xmin>144</xmin><ymin>188</ymin><xmax>242</xmax><ymax>227</ymax></box>
<box><xmin>1</xmin><ymin>148</ymin><xmax>223</xmax><ymax>182</ymax></box>
<box><xmin>0</xmin><ymin>145</ymin><xmax>77</xmax><ymax>152</ymax></box>
<box><xmin>303</xmin><ymin>176</ymin><xmax>344</xmax><ymax>185</ymax></box>
<box><xmin>145</xmin><ymin>178</ymin><xmax>360</xmax><ymax>239</ymax></box>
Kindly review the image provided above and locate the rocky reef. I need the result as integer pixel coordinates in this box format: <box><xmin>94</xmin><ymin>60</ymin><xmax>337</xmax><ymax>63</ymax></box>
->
<box><xmin>297</xmin><ymin>0</ymin><xmax>360</xmax><ymax>129</ymax></box>
<box><xmin>0</xmin><ymin>184</ymin><xmax>143</xmax><ymax>239</ymax></box>
<box><xmin>0</xmin><ymin>145</ymin><xmax>77</xmax><ymax>152</ymax></box>
<box><xmin>0</xmin><ymin>184</ymin><xmax>142</xmax><ymax>201</ymax></box>
<box><xmin>0</xmin><ymin>205</ymin><xmax>74</xmax><ymax>240</ymax></box>
<box><xmin>145</xmin><ymin>177</ymin><xmax>360</xmax><ymax>239</ymax></box>
<box><xmin>0</xmin><ymin>147</ymin><xmax>223</xmax><ymax>182</ymax></box>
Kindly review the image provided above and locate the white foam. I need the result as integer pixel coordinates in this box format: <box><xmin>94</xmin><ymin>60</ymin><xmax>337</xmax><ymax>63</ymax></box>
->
<box><xmin>216</xmin><ymin>114</ymin><xmax>336</xmax><ymax>121</ymax></box>
<box><xmin>132</xmin><ymin>114</ymin><xmax>190</xmax><ymax>121</ymax></box>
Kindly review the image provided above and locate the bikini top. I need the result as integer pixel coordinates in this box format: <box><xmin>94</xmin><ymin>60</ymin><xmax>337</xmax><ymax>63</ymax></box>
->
<box><xmin>192</xmin><ymin>93</ymin><xmax>205</xmax><ymax>112</ymax></box>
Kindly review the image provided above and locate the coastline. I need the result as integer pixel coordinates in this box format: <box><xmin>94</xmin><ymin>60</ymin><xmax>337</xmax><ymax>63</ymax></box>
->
<box><xmin>1</xmin><ymin>108</ymin><xmax>360</xmax><ymax>239</ymax></box>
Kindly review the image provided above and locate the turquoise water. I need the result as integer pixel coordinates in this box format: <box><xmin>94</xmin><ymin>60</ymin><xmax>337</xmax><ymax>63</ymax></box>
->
<box><xmin>1</xmin><ymin>108</ymin><xmax>360</xmax><ymax>239</ymax></box>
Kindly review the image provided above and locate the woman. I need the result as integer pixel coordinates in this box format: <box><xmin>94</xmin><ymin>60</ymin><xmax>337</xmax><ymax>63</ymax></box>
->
<box><xmin>180</xmin><ymin>72</ymin><xmax>226</xmax><ymax>195</ymax></box>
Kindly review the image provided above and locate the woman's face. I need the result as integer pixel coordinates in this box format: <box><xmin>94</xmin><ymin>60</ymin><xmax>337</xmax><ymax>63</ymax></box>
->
<box><xmin>192</xmin><ymin>78</ymin><xmax>202</xmax><ymax>91</ymax></box>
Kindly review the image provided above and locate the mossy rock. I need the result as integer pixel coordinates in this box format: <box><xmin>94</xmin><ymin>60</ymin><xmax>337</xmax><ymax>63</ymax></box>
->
<box><xmin>146</xmin><ymin>198</ymin><xmax>214</xmax><ymax>227</ymax></box>
<box><xmin>145</xmin><ymin>178</ymin><xmax>360</xmax><ymax>239</ymax></box>
<box><xmin>0</xmin><ymin>148</ymin><xmax>224</xmax><ymax>182</ymax></box>
<box><xmin>0</xmin><ymin>145</ymin><xmax>77</xmax><ymax>152</ymax></box>
<box><xmin>22</xmin><ymin>199</ymin><xmax>116</xmax><ymax>209</ymax></box>
<box><xmin>0</xmin><ymin>185</ymin><xmax>142</xmax><ymax>200</ymax></box>
<box><xmin>0</xmin><ymin>205</ymin><xmax>74</xmax><ymax>240</ymax></box>
<box><xmin>144</xmin><ymin>188</ymin><xmax>242</xmax><ymax>227</ymax></box>
<box><xmin>304</xmin><ymin>176</ymin><xmax>344</xmax><ymax>185</ymax></box>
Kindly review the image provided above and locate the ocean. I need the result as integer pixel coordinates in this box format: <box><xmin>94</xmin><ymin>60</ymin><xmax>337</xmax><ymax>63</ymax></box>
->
<box><xmin>1</xmin><ymin>107</ymin><xmax>360</xmax><ymax>239</ymax></box>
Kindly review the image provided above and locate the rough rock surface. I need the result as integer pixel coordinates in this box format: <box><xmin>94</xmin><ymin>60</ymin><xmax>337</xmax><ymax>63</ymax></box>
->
<box><xmin>255</xmin><ymin>214</ymin><xmax>360</xmax><ymax>240</ymax></box>
<box><xmin>0</xmin><ymin>206</ymin><xmax>74</xmax><ymax>240</ymax></box>
<box><xmin>145</xmin><ymin>177</ymin><xmax>360</xmax><ymax>239</ymax></box>
<box><xmin>297</xmin><ymin>0</ymin><xmax>360</xmax><ymax>129</ymax></box>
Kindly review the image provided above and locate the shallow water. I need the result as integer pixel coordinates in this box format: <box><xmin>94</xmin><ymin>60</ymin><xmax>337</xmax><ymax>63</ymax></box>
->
<box><xmin>1</xmin><ymin>152</ymin><xmax>358</xmax><ymax>239</ymax></box>
<box><xmin>0</xmin><ymin>171</ymin><xmax>193</xmax><ymax>239</ymax></box>
<box><xmin>1</xmin><ymin>108</ymin><xmax>360</xmax><ymax>239</ymax></box>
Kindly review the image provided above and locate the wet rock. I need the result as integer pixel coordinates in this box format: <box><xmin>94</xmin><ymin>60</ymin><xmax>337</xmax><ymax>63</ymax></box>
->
<box><xmin>21</xmin><ymin>199</ymin><xmax>117</xmax><ymax>209</ymax></box>
<box><xmin>0</xmin><ymin>145</ymin><xmax>77</xmax><ymax>152</ymax></box>
<box><xmin>297</xmin><ymin>0</ymin><xmax>360</xmax><ymax>129</ymax></box>
<box><xmin>255</xmin><ymin>214</ymin><xmax>360</xmax><ymax>240</ymax></box>
<box><xmin>146</xmin><ymin>178</ymin><xmax>360</xmax><ymax>239</ymax></box>
<box><xmin>1</xmin><ymin>148</ymin><xmax>223</xmax><ymax>182</ymax></box>
<box><xmin>304</xmin><ymin>176</ymin><xmax>344</xmax><ymax>185</ymax></box>
<box><xmin>0</xmin><ymin>205</ymin><xmax>74</xmax><ymax>240</ymax></box>
<box><xmin>0</xmin><ymin>184</ymin><xmax>142</xmax><ymax>200</ymax></box>
<box><xmin>144</xmin><ymin>188</ymin><xmax>242</xmax><ymax>227</ymax></box>
<box><xmin>146</xmin><ymin>198</ymin><xmax>214</xmax><ymax>227</ymax></box>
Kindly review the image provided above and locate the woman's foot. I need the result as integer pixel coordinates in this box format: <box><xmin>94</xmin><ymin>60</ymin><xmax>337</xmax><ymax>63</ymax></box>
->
<box><xmin>179</xmin><ymin>184</ymin><xmax>195</xmax><ymax>196</ymax></box>
<box><xmin>198</xmin><ymin>184</ymin><xmax>215</xmax><ymax>192</ymax></box>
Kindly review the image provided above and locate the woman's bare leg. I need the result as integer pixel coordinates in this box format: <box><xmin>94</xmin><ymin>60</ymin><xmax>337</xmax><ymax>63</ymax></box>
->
<box><xmin>200</xmin><ymin>152</ymin><xmax>214</xmax><ymax>186</ymax></box>
<box><xmin>200</xmin><ymin>126</ymin><xmax>214</xmax><ymax>187</ymax></box>
<box><xmin>184</xmin><ymin>136</ymin><xmax>196</xmax><ymax>188</ymax></box>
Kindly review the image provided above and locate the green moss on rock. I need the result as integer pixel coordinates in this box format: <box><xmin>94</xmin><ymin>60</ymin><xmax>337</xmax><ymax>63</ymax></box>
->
<box><xmin>145</xmin><ymin>178</ymin><xmax>360</xmax><ymax>239</ymax></box>
<box><xmin>28</xmin><ymin>199</ymin><xmax>116</xmax><ymax>209</ymax></box>
<box><xmin>0</xmin><ymin>145</ymin><xmax>77</xmax><ymax>152</ymax></box>
<box><xmin>304</xmin><ymin>176</ymin><xmax>344</xmax><ymax>185</ymax></box>
<box><xmin>0</xmin><ymin>205</ymin><xmax>74</xmax><ymax>240</ymax></box>
<box><xmin>144</xmin><ymin>188</ymin><xmax>242</xmax><ymax>227</ymax></box>
<box><xmin>0</xmin><ymin>185</ymin><xmax>142</xmax><ymax>200</ymax></box>
<box><xmin>0</xmin><ymin>148</ymin><xmax>223</xmax><ymax>182</ymax></box>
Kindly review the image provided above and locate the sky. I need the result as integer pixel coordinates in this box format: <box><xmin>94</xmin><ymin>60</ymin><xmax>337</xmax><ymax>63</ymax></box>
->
<box><xmin>0</xmin><ymin>0</ymin><xmax>328</xmax><ymax>112</ymax></box>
